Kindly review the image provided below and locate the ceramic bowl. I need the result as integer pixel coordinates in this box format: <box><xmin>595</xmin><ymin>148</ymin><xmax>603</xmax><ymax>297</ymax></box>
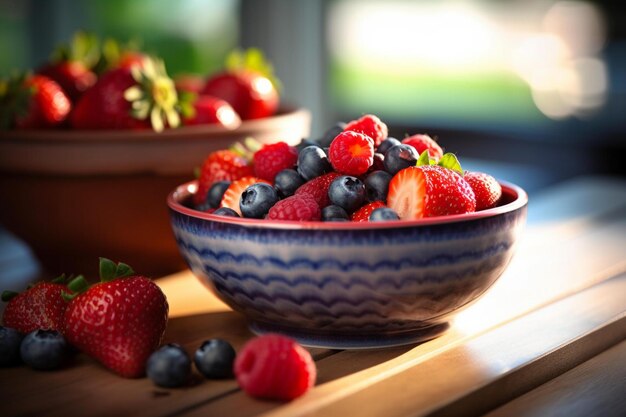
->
<box><xmin>0</xmin><ymin>107</ymin><xmax>311</xmax><ymax>277</ymax></box>
<box><xmin>168</xmin><ymin>180</ymin><xmax>528</xmax><ymax>349</ymax></box>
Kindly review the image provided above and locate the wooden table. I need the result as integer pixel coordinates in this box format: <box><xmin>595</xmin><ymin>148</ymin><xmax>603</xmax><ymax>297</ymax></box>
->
<box><xmin>1</xmin><ymin>175</ymin><xmax>625</xmax><ymax>417</ymax></box>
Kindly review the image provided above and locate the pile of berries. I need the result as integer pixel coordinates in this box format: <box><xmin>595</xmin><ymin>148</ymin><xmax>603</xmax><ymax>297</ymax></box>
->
<box><xmin>0</xmin><ymin>258</ymin><xmax>316</xmax><ymax>401</ymax></box>
<box><xmin>0</xmin><ymin>31</ymin><xmax>279</xmax><ymax>132</ymax></box>
<box><xmin>193</xmin><ymin>114</ymin><xmax>502</xmax><ymax>222</ymax></box>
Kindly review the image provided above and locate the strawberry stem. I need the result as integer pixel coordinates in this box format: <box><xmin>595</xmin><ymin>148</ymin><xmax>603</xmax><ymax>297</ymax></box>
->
<box><xmin>1</xmin><ymin>290</ymin><xmax>18</xmax><ymax>302</ymax></box>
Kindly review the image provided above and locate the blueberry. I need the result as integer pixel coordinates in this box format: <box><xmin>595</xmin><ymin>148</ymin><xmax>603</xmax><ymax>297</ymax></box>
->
<box><xmin>20</xmin><ymin>330</ymin><xmax>68</xmax><ymax>370</ymax></box>
<box><xmin>328</xmin><ymin>176</ymin><xmax>366</xmax><ymax>213</ymax></box>
<box><xmin>0</xmin><ymin>326</ymin><xmax>23</xmax><ymax>367</ymax></box>
<box><xmin>146</xmin><ymin>344</ymin><xmax>191</xmax><ymax>388</ymax></box>
<box><xmin>297</xmin><ymin>146</ymin><xmax>331</xmax><ymax>181</ymax></box>
<box><xmin>213</xmin><ymin>207</ymin><xmax>240</xmax><ymax>217</ymax></box>
<box><xmin>194</xmin><ymin>339</ymin><xmax>236</xmax><ymax>379</ymax></box>
<box><xmin>317</xmin><ymin>122</ymin><xmax>346</xmax><ymax>147</ymax></box>
<box><xmin>239</xmin><ymin>183</ymin><xmax>279</xmax><ymax>219</ymax></box>
<box><xmin>384</xmin><ymin>144</ymin><xmax>419</xmax><ymax>175</ymax></box>
<box><xmin>322</xmin><ymin>205</ymin><xmax>350</xmax><ymax>221</ymax></box>
<box><xmin>274</xmin><ymin>169</ymin><xmax>305</xmax><ymax>198</ymax></box>
<box><xmin>296</xmin><ymin>138</ymin><xmax>320</xmax><ymax>153</ymax></box>
<box><xmin>376</xmin><ymin>137</ymin><xmax>401</xmax><ymax>155</ymax></box>
<box><xmin>369</xmin><ymin>207</ymin><xmax>400</xmax><ymax>221</ymax></box>
<box><xmin>364</xmin><ymin>170</ymin><xmax>392</xmax><ymax>202</ymax></box>
<box><xmin>207</xmin><ymin>181</ymin><xmax>231</xmax><ymax>209</ymax></box>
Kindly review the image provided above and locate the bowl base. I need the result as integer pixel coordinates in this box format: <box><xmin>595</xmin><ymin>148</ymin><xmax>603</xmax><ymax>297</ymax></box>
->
<box><xmin>248</xmin><ymin>321</ymin><xmax>450</xmax><ymax>350</ymax></box>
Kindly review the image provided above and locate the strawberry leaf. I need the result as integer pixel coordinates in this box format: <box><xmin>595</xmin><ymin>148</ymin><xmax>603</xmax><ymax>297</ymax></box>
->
<box><xmin>62</xmin><ymin>275</ymin><xmax>90</xmax><ymax>301</ymax></box>
<box><xmin>115</xmin><ymin>262</ymin><xmax>134</xmax><ymax>279</ymax></box>
<box><xmin>1</xmin><ymin>290</ymin><xmax>18</xmax><ymax>302</ymax></box>
<box><xmin>416</xmin><ymin>151</ymin><xmax>436</xmax><ymax>167</ymax></box>
<box><xmin>51</xmin><ymin>274</ymin><xmax>67</xmax><ymax>284</ymax></box>
<box><xmin>438</xmin><ymin>153</ymin><xmax>463</xmax><ymax>175</ymax></box>
<box><xmin>99</xmin><ymin>257</ymin><xmax>117</xmax><ymax>282</ymax></box>
<box><xmin>225</xmin><ymin>48</ymin><xmax>282</xmax><ymax>92</ymax></box>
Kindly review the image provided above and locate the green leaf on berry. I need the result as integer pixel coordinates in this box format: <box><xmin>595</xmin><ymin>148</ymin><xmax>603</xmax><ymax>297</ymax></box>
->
<box><xmin>62</xmin><ymin>275</ymin><xmax>90</xmax><ymax>301</ymax></box>
<box><xmin>416</xmin><ymin>151</ymin><xmax>436</xmax><ymax>167</ymax></box>
<box><xmin>438</xmin><ymin>153</ymin><xmax>463</xmax><ymax>175</ymax></box>
<box><xmin>99</xmin><ymin>257</ymin><xmax>135</xmax><ymax>282</ymax></box>
<box><xmin>1</xmin><ymin>290</ymin><xmax>18</xmax><ymax>302</ymax></box>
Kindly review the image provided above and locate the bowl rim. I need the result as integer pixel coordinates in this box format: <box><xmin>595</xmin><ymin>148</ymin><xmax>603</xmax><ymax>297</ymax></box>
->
<box><xmin>0</xmin><ymin>106</ymin><xmax>309</xmax><ymax>143</ymax></box>
<box><xmin>167</xmin><ymin>179</ymin><xmax>528</xmax><ymax>230</ymax></box>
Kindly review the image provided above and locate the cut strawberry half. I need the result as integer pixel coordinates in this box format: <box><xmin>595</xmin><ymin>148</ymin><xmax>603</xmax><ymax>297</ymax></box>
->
<box><xmin>387</xmin><ymin>167</ymin><xmax>426</xmax><ymax>220</ymax></box>
<box><xmin>219</xmin><ymin>176</ymin><xmax>270</xmax><ymax>216</ymax></box>
<box><xmin>388</xmin><ymin>166</ymin><xmax>476</xmax><ymax>219</ymax></box>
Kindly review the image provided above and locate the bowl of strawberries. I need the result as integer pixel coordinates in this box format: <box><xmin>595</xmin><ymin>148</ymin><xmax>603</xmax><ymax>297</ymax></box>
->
<box><xmin>167</xmin><ymin>114</ymin><xmax>528</xmax><ymax>349</ymax></box>
<box><xmin>0</xmin><ymin>33</ymin><xmax>310</xmax><ymax>277</ymax></box>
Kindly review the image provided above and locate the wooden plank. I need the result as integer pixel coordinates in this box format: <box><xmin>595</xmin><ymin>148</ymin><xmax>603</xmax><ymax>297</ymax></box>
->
<box><xmin>484</xmin><ymin>340</ymin><xmax>626</xmax><ymax>417</ymax></box>
<box><xmin>253</xmin><ymin>273</ymin><xmax>626</xmax><ymax>417</ymax></box>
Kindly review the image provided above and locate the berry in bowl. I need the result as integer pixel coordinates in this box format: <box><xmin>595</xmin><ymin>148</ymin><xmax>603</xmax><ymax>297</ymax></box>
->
<box><xmin>168</xmin><ymin>115</ymin><xmax>528</xmax><ymax>349</ymax></box>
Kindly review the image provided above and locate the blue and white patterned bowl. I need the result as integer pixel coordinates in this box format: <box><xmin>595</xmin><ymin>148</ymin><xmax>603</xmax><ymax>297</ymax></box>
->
<box><xmin>168</xmin><ymin>181</ymin><xmax>527</xmax><ymax>349</ymax></box>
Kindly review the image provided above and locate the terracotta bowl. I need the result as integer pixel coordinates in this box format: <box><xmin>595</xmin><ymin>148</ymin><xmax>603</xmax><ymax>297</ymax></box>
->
<box><xmin>0</xmin><ymin>107</ymin><xmax>311</xmax><ymax>277</ymax></box>
<box><xmin>168</xmin><ymin>180</ymin><xmax>528</xmax><ymax>349</ymax></box>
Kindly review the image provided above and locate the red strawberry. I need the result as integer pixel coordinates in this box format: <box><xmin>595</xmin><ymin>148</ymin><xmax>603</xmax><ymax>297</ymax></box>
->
<box><xmin>183</xmin><ymin>95</ymin><xmax>241</xmax><ymax>129</ymax></box>
<box><xmin>294</xmin><ymin>172</ymin><xmax>342</xmax><ymax>209</ymax></box>
<box><xmin>343</xmin><ymin>114</ymin><xmax>388</xmax><ymax>147</ymax></box>
<box><xmin>219</xmin><ymin>176</ymin><xmax>270</xmax><ymax>216</ymax></box>
<box><xmin>267</xmin><ymin>195</ymin><xmax>321</xmax><ymax>221</ymax></box>
<box><xmin>0</xmin><ymin>74</ymin><xmax>71</xmax><ymax>129</ymax></box>
<box><xmin>402</xmin><ymin>134</ymin><xmax>443</xmax><ymax>161</ymax></box>
<box><xmin>174</xmin><ymin>73</ymin><xmax>205</xmax><ymax>94</ymax></box>
<box><xmin>2</xmin><ymin>280</ymin><xmax>69</xmax><ymax>333</ymax></box>
<box><xmin>329</xmin><ymin>131</ymin><xmax>374</xmax><ymax>176</ymax></box>
<box><xmin>194</xmin><ymin>150</ymin><xmax>254</xmax><ymax>206</ymax></box>
<box><xmin>351</xmin><ymin>201</ymin><xmax>386</xmax><ymax>222</ymax></box>
<box><xmin>35</xmin><ymin>32</ymin><xmax>100</xmax><ymax>103</ymax></box>
<box><xmin>388</xmin><ymin>166</ymin><xmax>476</xmax><ymax>219</ymax></box>
<box><xmin>464</xmin><ymin>171</ymin><xmax>502</xmax><ymax>211</ymax></box>
<box><xmin>71</xmin><ymin>58</ymin><xmax>181</xmax><ymax>132</ymax></box>
<box><xmin>235</xmin><ymin>334</ymin><xmax>316</xmax><ymax>401</ymax></box>
<box><xmin>63</xmin><ymin>258</ymin><xmax>168</xmax><ymax>378</ymax></box>
<box><xmin>38</xmin><ymin>61</ymin><xmax>96</xmax><ymax>103</ymax></box>
<box><xmin>201</xmin><ymin>49</ymin><xmax>279</xmax><ymax>120</ymax></box>
<box><xmin>253</xmin><ymin>141</ymin><xmax>298</xmax><ymax>182</ymax></box>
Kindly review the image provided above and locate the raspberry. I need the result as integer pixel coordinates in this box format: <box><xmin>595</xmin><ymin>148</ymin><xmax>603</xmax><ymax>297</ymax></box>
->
<box><xmin>402</xmin><ymin>134</ymin><xmax>443</xmax><ymax>161</ymax></box>
<box><xmin>351</xmin><ymin>201</ymin><xmax>385</xmax><ymax>222</ymax></box>
<box><xmin>464</xmin><ymin>171</ymin><xmax>502</xmax><ymax>211</ymax></box>
<box><xmin>267</xmin><ymin>195</ymin><xmax>321</xmax><ymax>221</ymax></box>
<box><xmin>329</xmin><ymin>131</ymin><xmax>374</xmax><ymax>176</ymax></box>
<box><xmin>343</xmin><ymin>114</ymin><xmax>388</xmax><ymax>147</ymax></box>
<box><xmin>235</xmin><ymin>334</ymin><xmax>316</xmax><ymax>401</ymax></box>
<box><xmin>253</xmin><ymin>141</ymin><xmax>298</xmax><ymax>182</ymax></box>
<box><xmin>294</xmin><ymin>172</ymin><xmax>342</xmax><ymax>208</ymax></box>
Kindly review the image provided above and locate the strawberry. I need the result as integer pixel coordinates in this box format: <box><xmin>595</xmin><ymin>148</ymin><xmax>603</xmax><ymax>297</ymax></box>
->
<box><xmin>343</xmin><ymin>114</ymin><xmax>388</xmax><ymax>148</ymax></box>
<box><xmin>0</xmin><ymin>73</ymin><xmax>71</xmax><ymax>129</ymax></box>
<box><xmin>63</xmin><ymin>258</ymin><xmax>168</xmax><ymax>378</ymax></box>
<box><xmin>71</xmin><ymin>58</ymin><xmax>181</xmax><ymax>132</ymax></box>
<box><xmin>253</xmin><ymin>141</ymin><xmax>298</xmax><ymax>182</ymax></box>
<box><xmin>388</xmin><ymin>166</ymin><xmax>476</xmax><ymax>219</ymax></box>
<box><xmin>38</xmin><ymin>61</ymin><xmax>96</xmax><ymax>103</ymax></box>
<box><xmin>294</xmin><ymin>172</ymin><xmax>342</xmax><ymax>209</ymax></box>
<box><xmin>202</xmin><ymin>48</ymin><xmax>279</xmax><ymax>120</ymax></box>
<box><xmin>1</xmin><ymin>278</ymin><xmax>70</xmax><ymax>333</ymax></box>
<box><xmin>36</xmin><ymin>31</ymin><xmax>99</xmax><ymax>102</ymax></box>
<box><xmin>267</xmin><ymin>195</ymin><xmax>321</xmax><ymax>221</ymax></box>
<box><xmin>174</xmin><ymin>73</ymin><xmax>205</xmax><ymax>94</ymax></box>
<box><xmin>402</xmin><ymin>134</ymin><xmax>443</xmax><ymax>161</ymax></box>
<box><xmin>351</xmin><ymin>201</ymin><xmax>386</xmax><ymax>222</ymax></box>
<box><xmin>219</xmin><ymin>177</ymin><xmax>270</xmax><ymax>216</ymax></box>
<box><xmin>235</xmin><ymin>334</ymin><xmax>316</xmax><ymax>400</ymax></box>
<box><xmin>183</xmin><ymin>95</ymin><xmax>241</xmax><ymax>129</ymax></box>
<box><xmin>194</xmin><ymin>149</ymin><xmax>254</xmax><ymax>207</ymax></box>
<box><xmin>329</xmin><ymin>131</ymin><xmax>374</xmax><ymax>176</ymax></box>
<box><xmin>464</xmin><ymin>171</ymin><xmax>502</xmax><ymax>211</ymax></box>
